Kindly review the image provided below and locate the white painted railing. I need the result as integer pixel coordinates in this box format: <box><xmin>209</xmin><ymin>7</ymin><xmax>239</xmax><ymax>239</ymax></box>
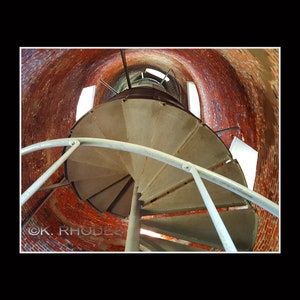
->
<box><xmin>21</xmin><ymin>137</ymin><xmax>279</xmax><ymax>252</ymax></box>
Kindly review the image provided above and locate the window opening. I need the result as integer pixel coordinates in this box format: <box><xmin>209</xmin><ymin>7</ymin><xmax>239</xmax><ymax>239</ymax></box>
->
<box><xmin>187</xmin><ymin>81</ymin><xmax>200</xmax><ymax>118</ymax></box>
<box><xmin>229</xmin><ymin>136</ymin><xmax>258</xmax><ymax>190</ymax></box>
<box><xmin>145</xmin><ymin>68</ymin><xmax>170</xmax><ymax>82</ymax></box>
<box><xmin>75</xmin><ymin>85</ymin><xmax>96</xmax><ymax>121</ymax></box>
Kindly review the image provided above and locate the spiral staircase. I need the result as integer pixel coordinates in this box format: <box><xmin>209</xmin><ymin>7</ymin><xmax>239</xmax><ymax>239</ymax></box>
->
<box><xmin>63</xmin><ymin>83</ymin><xmax>259</xmax><ymax>252</ymax></box>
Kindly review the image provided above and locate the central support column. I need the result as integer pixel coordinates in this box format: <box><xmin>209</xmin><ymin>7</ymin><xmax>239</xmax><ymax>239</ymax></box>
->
<box><xmin>125</xmin><ymin>184</ymin><xmax>142</xmax><ymax>252</ymax></box>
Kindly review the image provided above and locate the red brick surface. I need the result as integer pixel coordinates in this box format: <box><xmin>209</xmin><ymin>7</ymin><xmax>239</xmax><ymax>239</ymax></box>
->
<box><xmin>20</xmin><ymin>48</ymin><xmax>279</xmax><ymax>252</ymax></box>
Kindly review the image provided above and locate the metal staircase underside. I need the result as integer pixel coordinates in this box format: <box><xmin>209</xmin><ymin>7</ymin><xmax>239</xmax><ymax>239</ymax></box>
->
<box><xmin>64</xmin><ymin>93</ymin><xmax>259</xmax><ymax>252</ymax></box>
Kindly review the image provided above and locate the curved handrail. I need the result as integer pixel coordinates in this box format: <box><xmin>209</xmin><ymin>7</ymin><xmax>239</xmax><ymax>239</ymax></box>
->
<box><xmin>21</xmin><ymin>137</ymin><xmax>279</xmax><ymax>218</ymax></box>
<box><xmin>21</xmin><ymin>137</ymin><xmax>280</xmax><ymax>252</ymax></box>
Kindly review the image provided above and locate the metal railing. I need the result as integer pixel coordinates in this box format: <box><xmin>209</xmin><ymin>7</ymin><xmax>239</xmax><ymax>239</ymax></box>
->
<box><xmin>21</xmin><ymin>137</ymin><xmax>279</xmax><ymax>252</ymax></box>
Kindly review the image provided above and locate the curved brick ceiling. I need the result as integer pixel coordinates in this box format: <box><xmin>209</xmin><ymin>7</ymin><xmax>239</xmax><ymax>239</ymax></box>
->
<box><xmin>20</xmin><ymin>48</ymin><xmax>279</xmax><ymax>252</ymax></box>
